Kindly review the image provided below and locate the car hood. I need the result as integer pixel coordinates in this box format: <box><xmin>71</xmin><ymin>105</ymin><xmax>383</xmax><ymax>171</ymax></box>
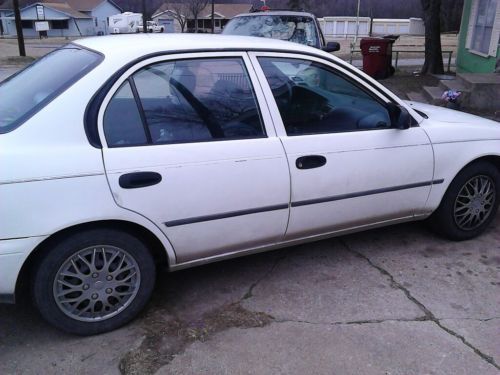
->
<box><xmin>405</xmin><ymin>101</ymin><xmax>497</xmax><ymax>124</ymax></box>
<box><xmin>404</xmin><ymin>101</ymin><xmax>500</xmax><ymax>143</ymax></box>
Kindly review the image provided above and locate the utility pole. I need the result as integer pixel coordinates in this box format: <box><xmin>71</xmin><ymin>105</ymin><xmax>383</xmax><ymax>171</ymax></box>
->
<box><xmin>211</xmin><ymin>0</ymin><xmax>214</xmax><ymax>33</ymax></box>
<box><xmin>351</xmin><ymin>0</ymin><xmax>361</xmax><ymax>56</ymax></box>
<box><xmin>354</xmin><ymin>0</ymin><xmax>361</xmax><ymax>45</ymax></box>
<box><xmin>13</xmin><ymin>0</ymin><xmax>26</xmax><ymax>56</ymax></box>
<box><xmin>142</xmin><ymin>0</ymin><xmax>147</xmax><ymax>33</ymax></box>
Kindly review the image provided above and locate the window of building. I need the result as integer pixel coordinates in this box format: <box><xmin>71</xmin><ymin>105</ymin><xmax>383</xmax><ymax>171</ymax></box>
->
<box><xmin>51</xmin><ymin>20</ymin><xmax>69</xmax><ymax>29</ymax></box>
<box><xmin>21</xmin><ymin>20</ymin><xmax>33</xmax><ymax>29</ymax></box>
<box><xmin>470</xmin><ymin>0</ymin><xmax>498</xmax><ymax>55</ymax></box>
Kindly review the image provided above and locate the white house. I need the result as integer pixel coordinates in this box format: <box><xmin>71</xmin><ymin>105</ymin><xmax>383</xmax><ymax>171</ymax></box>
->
<box><xmin>152</xmin><ymin>3</ymin><xmax>252</xmax><ymax>33</ymax></box>
<box><xmin>47</xmin><ymin>0</ymin><xmax>122</xmax><ymax>35</ymax></box>
<box><xmin>2</xmin><ymin>0</ymin><xmax>122</xmax><ymax>37</ymax></box>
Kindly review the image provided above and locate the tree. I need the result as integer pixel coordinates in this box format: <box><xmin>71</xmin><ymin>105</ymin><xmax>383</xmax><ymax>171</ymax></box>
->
<box><xmin>421</xmin><ymin>0</ymin><xmax>444</xmax><ymax>74</ymax></box>
<box><xmin>186</xmin><ymin>0</ymin><xmax>208</xmax><ymax>33</ymax></box>
<box><xmin>287</xmin><ymin>0</ymin><xmax>309</xmax><ymax>10</ymax></box>
<box><xmin>166</xmin><ymin>2</ymin><xmax>189</xmax><ymax>32</ymax></box>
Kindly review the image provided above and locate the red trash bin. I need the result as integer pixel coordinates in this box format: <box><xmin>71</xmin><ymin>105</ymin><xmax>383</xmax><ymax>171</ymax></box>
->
<box><xmin>360</xmin><ymin>38</ymin><xmax>394</xmax><ymax>79</ymax></box>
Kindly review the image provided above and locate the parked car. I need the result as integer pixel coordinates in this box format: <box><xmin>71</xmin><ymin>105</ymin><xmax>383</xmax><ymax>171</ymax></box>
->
<box><xmin>1</xmin><ymin>34</ymin><xmax>499</xmax><ymax>335</ymax></box>
<box><xmin>222</xmin><ymin>10</ymin><xmax>340</xmax><ymax>52</ymax></box>
<box><xmin>141</xmin><ymin>21</ymin><xmax>164</xmax><ymax>33</ymax></box>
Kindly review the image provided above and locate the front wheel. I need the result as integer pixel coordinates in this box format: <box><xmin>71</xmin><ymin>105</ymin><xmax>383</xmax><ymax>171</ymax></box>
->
<box><xmin>32</xmin><ymin>229</ymin><xmax>156</xmax><ymax>335</ymax></box>
<box><xmin>428</xmin><ymin>161</ymin><xmax>500</xmax><ymax>240</ymax></box>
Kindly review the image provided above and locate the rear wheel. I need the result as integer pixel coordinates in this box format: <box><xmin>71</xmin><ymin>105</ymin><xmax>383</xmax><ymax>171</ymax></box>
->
<box><xmin>32</xmin><ymin>229</ymin><xmax>156</xmax><ymax>335</ymax></box>
<box><xmin>428</xmin><ymin>161</ymin><xmax>500</xmax><ymax>240</ymax></box>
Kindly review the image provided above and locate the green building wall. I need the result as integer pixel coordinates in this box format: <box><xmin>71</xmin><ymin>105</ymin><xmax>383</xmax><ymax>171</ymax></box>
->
<box><xmin>456</xmin><ymin>0</ymin><xmax>499</xmax><ymax>73</ymax></box>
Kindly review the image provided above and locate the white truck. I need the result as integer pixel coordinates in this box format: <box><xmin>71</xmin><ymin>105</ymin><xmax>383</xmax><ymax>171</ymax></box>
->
<box><xmin>144</xmin><ymin>21</ymin><xmax>164</xmax><ymax>33</ymax></box>
<box><xmin>108</xmin><ymin>12</ymin><xmax>142</xmax><ymax>34</ymax></box>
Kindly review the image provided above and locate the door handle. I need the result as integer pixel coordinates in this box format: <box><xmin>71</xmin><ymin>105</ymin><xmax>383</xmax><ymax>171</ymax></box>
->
<box><xmin>119</xmin><ymin>171</ymin><xmax>162</xmax><ymax>189</ymax></box>
<box><xmin>296</xmin><ymin>155</ymin><xmax>327</xmax><ymax>170</ymax></box>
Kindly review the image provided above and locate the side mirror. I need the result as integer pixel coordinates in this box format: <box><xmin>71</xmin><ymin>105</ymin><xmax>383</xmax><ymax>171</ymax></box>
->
<box><xmin>387</xmin><ymin>103</ymin><xmax>411</xmax><ymax>130</ymax></box>
<box><xmin>322</xmin><ymin>42</ymin><xmax>340</xmax><ymax>53</ymax></box>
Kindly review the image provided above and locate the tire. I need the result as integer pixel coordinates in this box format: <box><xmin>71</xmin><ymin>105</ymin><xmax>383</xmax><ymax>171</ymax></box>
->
<box><xmin>32</xmin><ymin>229</ymin><xmax>156</xmax><ymax>335</ymax></box>
<box><xmin>428</xmin><ymin>161</ymin><xmax>500</xmax><ymax>240</ymax></box>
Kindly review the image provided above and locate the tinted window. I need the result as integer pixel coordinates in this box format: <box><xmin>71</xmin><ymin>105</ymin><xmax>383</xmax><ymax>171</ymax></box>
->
<box><xmin>258</xmin><ymin>57</ymin><xmax>392</xmax><ymax>136</ymax></box>
<box><xmin>223</xmin><ymin>15</ymin><xmax>319</xmax><ymax>48</ymax></box>
<box><xmin>104</xmin><ymin>58</ymin><xmax>265</xmax><ymax>146</ymax></box>
<box><xmin>0</xmin><ymin>46</ymin><xmax>102</xmax><ymax>134</ymax></box>
<box><xmin>103</xmin><ymin>81</ymin><xmax>148</xmax><ymax>146</ymax></box>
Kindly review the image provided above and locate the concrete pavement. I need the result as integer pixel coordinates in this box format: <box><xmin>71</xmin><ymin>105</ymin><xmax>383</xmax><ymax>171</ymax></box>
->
<box><xmin>1</xmin><ymin>217</ymin><xmax>499</xmax><ymax>374</ymax></box>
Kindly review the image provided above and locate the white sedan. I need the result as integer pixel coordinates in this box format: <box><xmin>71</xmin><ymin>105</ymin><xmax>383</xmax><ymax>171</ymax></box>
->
<box><xmin>1</xmin><ymin>34</ymin><xmax>498</xmax><ymax>335</ymax></box>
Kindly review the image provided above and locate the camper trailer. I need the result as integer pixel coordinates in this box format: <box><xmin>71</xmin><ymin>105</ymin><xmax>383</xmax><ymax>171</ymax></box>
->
<box><xmin>108</xmin><ymin>12</ymin><xmax>142</xmax><ymax>34</ymax></box>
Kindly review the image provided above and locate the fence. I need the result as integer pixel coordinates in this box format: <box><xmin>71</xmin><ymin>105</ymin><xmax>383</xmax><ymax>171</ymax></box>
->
<box><xmin>318</xmin><ymin>17</ymin><xmax>425</xmax><ymax>39</ymax></box>
<box><xmin>348</xmin><ymin>49</ymin><xmax>455</xmax><ymax>72</ymax></box>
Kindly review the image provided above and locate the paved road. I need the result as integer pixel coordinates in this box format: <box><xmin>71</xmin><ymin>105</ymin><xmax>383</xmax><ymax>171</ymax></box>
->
<box><xmin>1</xmin><ymin>217</ymin><xmax>499</xmax><ymax>374</ymax></box>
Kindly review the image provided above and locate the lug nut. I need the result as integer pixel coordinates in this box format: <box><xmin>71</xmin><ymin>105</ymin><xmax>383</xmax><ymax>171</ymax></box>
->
<box><xmin>83</xmin><ymin>284</ymin><xmax>89</xmax><ymax>290</ymax></box>
<box><xmin>106</xmin><ymin>275</ymin><xmax>113</xmax><ymax>281</ymax></box>
<box><xmin>91</xmin><ymin>293</ymin><xmax>98</xmax><ymax>299</ymax></box>
<box><xmin>92</xmin><ymin>273</ymin><xmax>98</xmax><ymax>278</ymax></box>
<box><xmin>106</xmin><ymin>288</ymin><xmax>113</xmax><ymax>294</ymax></box>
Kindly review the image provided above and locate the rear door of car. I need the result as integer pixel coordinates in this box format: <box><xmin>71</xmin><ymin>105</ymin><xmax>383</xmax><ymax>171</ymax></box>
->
<box><xmin>249</xmin><ymin>52</ymin><xmax>435</xmax><ymax>240</ymax></box>
<box><xmin>98</xmin><ymin>52</ymin><xmax>290</xmax><ymax>263</ymax></box>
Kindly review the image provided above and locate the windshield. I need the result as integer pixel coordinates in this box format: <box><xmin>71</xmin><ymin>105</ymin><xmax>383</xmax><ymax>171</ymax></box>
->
<box><xmin>0</xmin><ymin>45</ymin><xmax>102</xmax><ymax>134</ymax></box>
<box><xmin>223</xmin><ymin>15</ymin><xmax>319</xmax><ymax>48</ymax></box>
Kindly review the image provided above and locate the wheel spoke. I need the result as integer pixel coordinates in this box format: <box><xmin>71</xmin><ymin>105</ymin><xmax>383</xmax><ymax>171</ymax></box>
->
<box><xmin>454</xmin><ymin>175</ymin><xmax>496</xmax><ymax>231</ymax></box>
<box><xmin>53</xmin><ymin>245</ymin><xmax>140</xmax><ymax>323</ymax></box>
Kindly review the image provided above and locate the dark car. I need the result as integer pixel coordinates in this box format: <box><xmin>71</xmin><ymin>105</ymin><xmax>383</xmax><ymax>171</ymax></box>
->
<box><xmin>222</xmin><ymin>10</ymin><xmax>340</xmax><ymax>52</ymax></box>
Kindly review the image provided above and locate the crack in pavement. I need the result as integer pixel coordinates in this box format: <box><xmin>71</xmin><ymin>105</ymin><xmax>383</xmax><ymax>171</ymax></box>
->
<box><xmin>242</xmin><ymin>253</ymin><xmax>288</xmax><ymax>300</ymax></box>
<box><xmin>339</xmin><ymin>238</ymin><xmax>500</xmax><ymax>371</ymax></box>
<box><xmin>119</xmin><ymin>256</ymin><xmax>288</xmax><ymax>375</ymax></box>
<box><xmin>119</xmin><ymin>303</ymin><xmax>273</xmax><ymax>375</ymax></box>
<box><xmin>273</xmin><ymin>317</ymin><xmax>430</xmax><ymax>326</ymax></box>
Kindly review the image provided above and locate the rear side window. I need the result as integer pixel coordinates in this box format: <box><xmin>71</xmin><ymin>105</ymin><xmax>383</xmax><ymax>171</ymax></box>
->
<box><xmin>103</xmin><ymin>57</ymin><xmax>265</xmax><ymax>147</ymax></box>
<box><xmin>0</xmin><ymin>46</ymin><xmax>102</xmax><ymax>134</ymax></box>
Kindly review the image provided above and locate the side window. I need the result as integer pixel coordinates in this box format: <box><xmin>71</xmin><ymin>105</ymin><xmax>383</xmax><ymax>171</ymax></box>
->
<box><xmin>104</xmin><ymin>57</ymin><xmax>265</xmax><ymax>147</ymax></box>
<box><xmin>103</xmin><ymin>80</ymin><xmax>148</xmax><ymax>146</ymax></box>
<box><xmin>258</xmin><ymin>57</ymin><xmax>392</xmax><ymax>136</ymax></box>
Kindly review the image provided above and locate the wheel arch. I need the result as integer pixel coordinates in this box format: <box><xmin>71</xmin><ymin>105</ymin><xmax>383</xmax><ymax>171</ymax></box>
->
<box><xmin>15</xmin><ymin>219</ymin><xmax>171</xmax><ymax>302</ymax></box>
<box><xmin>430</xmin><ymin>154</ymin><xmax>500</xmax><ymax>213</ymax></box>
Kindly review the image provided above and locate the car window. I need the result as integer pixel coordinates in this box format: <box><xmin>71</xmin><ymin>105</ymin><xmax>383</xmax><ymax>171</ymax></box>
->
<box><xmin>223</xmin><ymin>15</ymin><xmax>319</xmax><ymax>48</ymax></box>
<box><xmin>0</xmin><ymin>45</ymin><xmax>102</xmax><ymax>134</ymax></box>
<box><xmin>104</xmin><ymin>57</ymin><xmax>265</xmax><ymax>147</ymax></box>
<box><xmin>103</xmin><ymin>80</ymin><xmax>148</xmax><ymax>146</ymax></box>
<box><xmin>258</xmin><ymin>57</ymin><xmax>392</xmax><ymax>136</ymax></box>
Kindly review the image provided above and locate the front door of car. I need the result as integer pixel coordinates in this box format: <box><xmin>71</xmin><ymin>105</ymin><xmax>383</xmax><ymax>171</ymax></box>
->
<box><xmin>99</xmin><ymin>52</ymin><xmax>290</xmax><ymax>263</ymax></box>
<box><xmin>250</xmin><ymin>53</ymin><xmax>435</xmax><ymax>240</ymax></box>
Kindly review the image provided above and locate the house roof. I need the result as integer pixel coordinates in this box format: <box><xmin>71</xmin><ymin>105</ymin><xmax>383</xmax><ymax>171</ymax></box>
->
<box><xmin>153</xmin><ymin>3</ymin><xmax>252</xmax><ymax>19</ymax></box>
<box><xmin>42</xmin><ymin>0</ymin><xmax>122</xmax><ymax>12</ymax></box>
<box><xmin>16</xmin><ymin>2</ymin><xmax>92</xmax><ymax>19</ymax></box>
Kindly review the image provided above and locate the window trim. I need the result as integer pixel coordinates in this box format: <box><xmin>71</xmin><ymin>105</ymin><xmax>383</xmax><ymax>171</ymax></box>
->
<box><xmin>86</xmin><ymin>47</ymin><xmax>422</xmax><ymax>148</ymax></box>
<box><xmin>248</xmin><ymin>51</ymin><xmax>416</xmax><ymax>138</ymax></box>
<box><xmin>466</xmin><ymin>0</ymin><xmax>500</xmax><ymax>57</ymax></box>
<box><xmin>97</xmin><ymin>52</ymin><xmax>274</xmax><ymax>149</ymax></box>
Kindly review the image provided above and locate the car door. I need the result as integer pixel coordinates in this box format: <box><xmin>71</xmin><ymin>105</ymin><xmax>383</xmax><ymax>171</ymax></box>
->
<box><xmin>98</xmin><ymin>52</ymin><xmax>290</xmax><ymax>263</ymax></box>
<box><xmin>249</xmin><ymin>52</ymin><xmax>435</xmax><ymax>240</ymax></box>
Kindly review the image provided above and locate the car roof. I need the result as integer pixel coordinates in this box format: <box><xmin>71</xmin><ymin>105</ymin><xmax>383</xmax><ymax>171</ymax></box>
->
<box><xmin>232</xmin><ymin>11</ymin><xmax>316</xmax><ymax>18</ymax></box>
<box><xmin>74</xmin><ymin>34</ymin><xmax>325</xmax><ymax>60</ymax></box>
